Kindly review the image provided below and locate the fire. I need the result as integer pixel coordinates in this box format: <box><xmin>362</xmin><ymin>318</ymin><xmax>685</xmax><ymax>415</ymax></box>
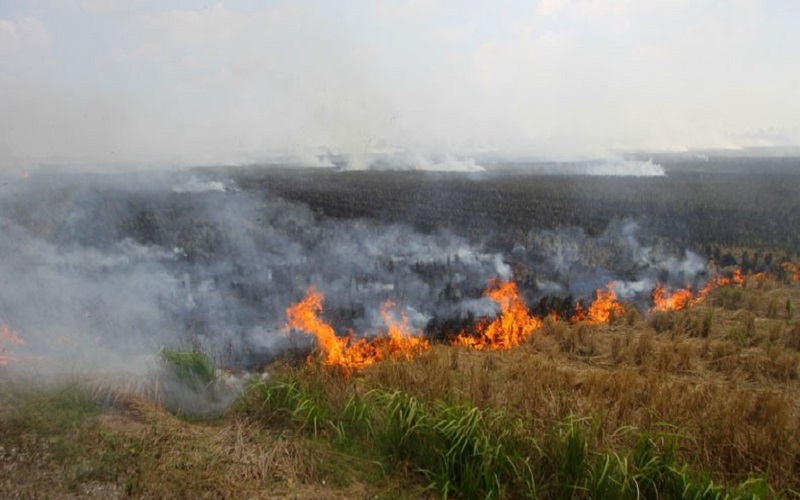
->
<box><xmin>572</xmin><ymin>282</ymin><xmax>625</xmax><ymax>324</ymax></box>
<box><xmin>697</xmin><ymin>271</ymin><xmax>738</xmax><ymax>300</ymax></box>
<box><xmin>285</xmin><ymin>286</ymin><xmax>428</xmax><ymax>373</ymax></box>
<box><xmin>781</xmin><ymin>262</ymin><xmax>800</xmax><ymax>282</ymax></box>
<box><xmin>656</xmin><ymin>266</ymin><xmax>778</xmax><ymax>311</ymax></box>
<box><xmin>455</xmin><ymin>280</ymin><xmax>541</xmax><ymax>350</ymax></box>
<box><xmin>287</xmin><ymin>261</ymin><xmax>800</xmax><ymax>364</ymax></box>
<box><xmin>0</xmin><ymin>324</ymin><xmax>25</xmax><ymax>366</ymax></box>
<box><xmin>381</xmin><ymin>301</ymin><xmax>430</xmax><ymax>359</ymax></box>
<box><xmin>652</xmin><ymin>283</ymin><xmax>695</xmax><ymax>312</ymax></box>
<box><xmin>285</xmin><ymin>285</ymin><xmax>352</xmax><ymax>368</ymax></box>
<box><xmin>705</xmin><ymin>267</ymin><xmax>746</xmax><ymax>289</ymax></box>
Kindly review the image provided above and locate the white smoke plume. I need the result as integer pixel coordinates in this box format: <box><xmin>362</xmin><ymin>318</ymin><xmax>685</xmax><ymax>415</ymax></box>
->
<box><xmin>0</xmin><ymin>171</ymin><xmax>508</xmax><ymax>374</ymax></box>
<box><xmin>400</xmin><ymin>154</ymin><xmax>485</xmax><ymax>172</ymax></box>
<box><xmin>515</xmin><ymin>158</ymin><xmax>666</xmax><ymax>176</ymax></box>
<box><xmin>584</xmin><ymin>158</ymin><xmax>665</xmax><ymax>177</ymax></box>
<box><xmin>521</xmin><ymin>220</ymin><xmax>708</xmax><ymax>302</ymax></box>
<box><xmin>0</xmin><ymin>171</ymin><xmax>709</xmax><ymax>388</ymax></box>
<box><xmin>337</xmin><ymin>151</ymin><xmax>486</xmax><ymax>172</ymax></box>
<box><xmin>171</xmin><ymin>176</ymin><xmax>232</xmax><ymax>193</ymax></box>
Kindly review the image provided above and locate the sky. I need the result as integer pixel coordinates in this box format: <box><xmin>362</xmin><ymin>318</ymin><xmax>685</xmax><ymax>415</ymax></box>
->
<box><xmin>1</xmin><ymin>0</ymin><xmax>799</xmax><ymax>169</ymax></box>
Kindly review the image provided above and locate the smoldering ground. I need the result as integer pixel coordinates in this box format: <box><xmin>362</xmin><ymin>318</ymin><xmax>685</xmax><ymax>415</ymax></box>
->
<box><xmin>0</xmin><ymin>169</ymin><xmax>709</xmax><ymax>379</ymax></box>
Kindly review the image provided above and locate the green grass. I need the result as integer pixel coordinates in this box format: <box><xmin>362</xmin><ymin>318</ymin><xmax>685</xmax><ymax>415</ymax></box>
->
<box><xmin>159</xmin><ymin>346</ymin><xmax>217</xmax><ymax>392</ymax></box>
<box><xmin>156</xmin><ymin>346</ymin><xmax>245</xmax><ymax>418</ymax></box>
<box><xmin>0</xmin><ymin>378</ymin><xmax>125</xmax><ymax>492</ymax></box>
<box><xmin>242</xmin><ymin>370</ymin><xmax>774</xmax><ymax>499</ymax></box>
<box><xmin>0</xmin><ymin>378</ymin><xmax>100</xmax><ymax>439</ymax></box>
<box><xmin>4</xmin><ymin>294</ymin><xmax>798</xmax><ymax>499</ymax></box>
<box><xmin>0</xmin><ymin>363</ymin><xmax>783</xmax><ymax>499</ymax></box>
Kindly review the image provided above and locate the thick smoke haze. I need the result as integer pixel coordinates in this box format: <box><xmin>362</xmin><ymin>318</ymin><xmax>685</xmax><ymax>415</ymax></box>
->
<box><xmin>519</xmin><ymin>220</ymin><xmax>707</xmax><ymax>301</ymax></box>
<box><xmin>0</xmin><ymin>171</ymin><xmax>511</xmax><ymax>372</ymax></box>
<box><xmin>1</xmin><ymin>1</ymin><xmax>799</xmax><ymax>171</ymax></box>
<box><xmin>1</xmin><ymin>170</ymin><xmax>710</xmax><ymax>375</ymax></box>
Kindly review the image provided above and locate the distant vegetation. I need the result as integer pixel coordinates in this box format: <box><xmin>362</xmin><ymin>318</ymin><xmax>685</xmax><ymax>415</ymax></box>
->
<box><xmin>229</xmin><ymin>157</ymin><xmax>800</xmax><ymax>261</ymax></box>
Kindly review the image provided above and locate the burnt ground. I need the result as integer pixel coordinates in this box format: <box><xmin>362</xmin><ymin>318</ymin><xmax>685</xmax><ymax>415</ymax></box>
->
<box><xmin>226</xmin><ymin>156</ymin><xmax>800</xmax><ymax>264</ymax></box>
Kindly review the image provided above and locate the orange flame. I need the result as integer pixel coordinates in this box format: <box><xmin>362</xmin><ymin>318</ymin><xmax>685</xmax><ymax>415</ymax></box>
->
<box><xmin>652</xmin><ymin>283</ymin><xmax>694</xmax><ymax>312</ymax></box>
<box><xmin>381</xmin><ymin>300</ymin><xmax>430</xmax><ymax>359</ymax></box>
<box><xmin>697</xmin><ymin>273</ymin><xmax>734</xmax><ymax>300</ymax></box>
<box><xmin>572</xmin><ymin>282</ymin><xmax>625</xmax><ymax>324</ymax></box>
<box><xmin>659</xmin><ymin>266</ymin><xmax>773</xmax><ymax>311</ymax></box>
<box><xmin>781</xmin><ymin>262</ymin><xmax>800</xmax><ymax>282</ymax></box>
<box><xmin>285</xmin><ymin>285</ymin><xmax>352</xmax><ymax>367</ymax></box>
<box><xmin>455</xmin><ymin>280</ymin><xmax>541</xmax><ymax>350</ymax></box>
<box><xmin>699</xmin><ymin>266</ymin><xmax>762</xmax><ymax>298</ymax></box>
<box><xmin>285</xmin><ymin>286</ymin><xmax>428</xmax><ymax>373</ymax></box>
<box><xmin>697</xmin><ymin>280</ymin><xmax>715</xmax><ymax>300</ymax></box>
<box><xmin>707</xmin><ymin>267</ymin><xmax>745</xmax><ymax>289</ymax></box>
<box><xmin>0</xmin><ymin>324</ymin><xmax>25</xmax><ymax>366</ymax></box>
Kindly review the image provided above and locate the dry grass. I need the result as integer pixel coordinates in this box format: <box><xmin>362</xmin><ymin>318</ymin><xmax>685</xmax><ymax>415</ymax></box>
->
<box><xmin>2</xmin><ymin>280</ymin><xmax>799</xmax><ymax>497</ymax></box>
<box><xmin>0</xmin><ymin>380</ymin><xmax>420</xmax><ymax>498</ymax></box>
<box><xmin>0</xmin><ymin>384</ymin><xmax>418</xmax><ymax>498</ymax></box>
<box><xmin>99</xmin><ymin>398</ymin><xmax>323</xmax><ymax>497</ymax></box>
<box><xmin>345</xmin><ymin>281</ymin><xmax>800</xmax><ymax>493</ymax></box>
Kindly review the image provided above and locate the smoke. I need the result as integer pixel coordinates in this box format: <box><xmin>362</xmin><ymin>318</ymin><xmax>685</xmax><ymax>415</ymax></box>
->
<box><xmin>0</xmin><ymin>225</ymin><xmax>177</xmax><ymax>375</ymax></box>
<box><xmin>509</xmin><ymin>158</ymin><xmax>666</xmax><ymax>176</ymax></box>
<box><xmin>288</xmin><ymin>152</ymin><xmax>662</xmax><ymax>176</ymax></box>
<box><xmin>288</xmin><ymin>149</ymin><xmax>337</xmax><ymax>168</ymax></box>
<box><xmin>171</xmin><ymin>176</ymin><xmax>233</xmax><ymax>193</ymax></box>
<box><xmin>0</xmin><ymin>171</ymin><xmax>509</xmax><ymax>375</ymax></box>
<box><xmin>0</xmin><ymin>170</ymin><xmax>710</xmax><ymax>393</ymax></box>
<box><xmin>584</xmin><ymin>159</ymin><xmax>665</xmax><ymax>177</ymax></box>
<box><xmin>519</xmin><ymin>220</ymin><xmax>708</xmax><ymax>302</ymax></box>
<box><xmin>366</xmin><ymin>152</ymin><xmax>486</xmax><ymax>172</ymax></box>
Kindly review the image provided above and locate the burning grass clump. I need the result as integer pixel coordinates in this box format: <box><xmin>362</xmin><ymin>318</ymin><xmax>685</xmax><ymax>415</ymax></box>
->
<box><xmin>284</xmin><ymin>286</ymin><xmax>430</xmax><ymax>375</ymax></box>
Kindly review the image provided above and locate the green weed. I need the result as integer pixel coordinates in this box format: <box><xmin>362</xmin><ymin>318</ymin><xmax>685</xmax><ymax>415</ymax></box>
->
<box><xmin>159</xmin><ymin>347</ymin><xmax>216</xmax><ymax>392</ymax></box>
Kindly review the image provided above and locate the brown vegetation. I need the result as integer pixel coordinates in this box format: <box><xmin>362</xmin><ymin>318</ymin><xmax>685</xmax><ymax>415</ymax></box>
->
<box><xmin>266</xmin><ymin>278</ymin><xmax>800</xmax><ymax>495</ymax></box>
<box><xmin>1</xmin><ymin>279</ymin><xmax>799</xmax><ymax>497</ymax></box>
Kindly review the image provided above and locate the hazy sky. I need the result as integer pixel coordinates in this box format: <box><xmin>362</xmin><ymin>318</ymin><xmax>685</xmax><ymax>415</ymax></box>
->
<box><xmin>1</xmin><ymin>0</ymin><xmax>799</xmax><ymax>168</ymax></box>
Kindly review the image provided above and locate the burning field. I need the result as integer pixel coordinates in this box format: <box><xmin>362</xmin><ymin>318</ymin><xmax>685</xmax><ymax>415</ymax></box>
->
<box><xmin>2</xmin><ymin>161</ymin><xmax>800</xmax><ymax>498</ymax></box>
